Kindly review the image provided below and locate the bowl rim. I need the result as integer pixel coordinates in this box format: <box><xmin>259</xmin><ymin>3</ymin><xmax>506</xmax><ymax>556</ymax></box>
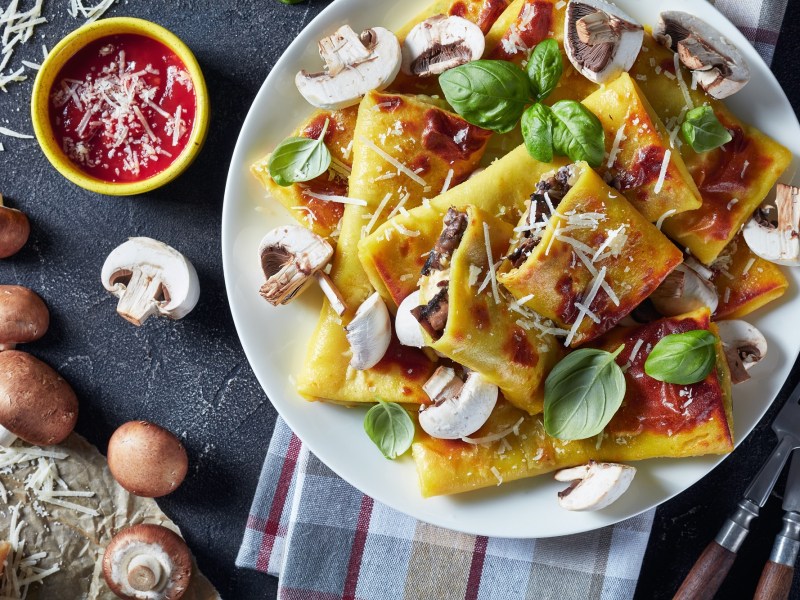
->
<box><xmin>30</xmin><ymin>16</ymin><xmax>210</xmax><ymax>196</ymax></box>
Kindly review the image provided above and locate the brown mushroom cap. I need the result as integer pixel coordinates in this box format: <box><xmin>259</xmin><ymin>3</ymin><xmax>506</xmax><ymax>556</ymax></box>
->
<box><xmin>103</xmin><ymin>524</ymin><xmax>193</xmax><ymax>600</ymax></box>
<box><xmin>0</xmin><ymin>286</ymin><xmax>49</xmax><ymax>350</ymax></box>
<box><xmin>107</xmin><ymin>421</ymin><xmax>189</xmax><ymax>497</ymax></box>
<box><xmin>0</xmin><ymin>350</ymin><xmax>78</xmax><ymax>445</ymax></box>
<box><xmin>0</xmin><ymin>198</ymin><xmax>30</xmax><ymax>259</ymax></box>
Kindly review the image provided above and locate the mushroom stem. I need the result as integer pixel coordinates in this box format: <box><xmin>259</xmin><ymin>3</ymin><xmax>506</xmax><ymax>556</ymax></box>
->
<box><xmin>127</xmin><ymin>554</ymin><xmax>165</xmax><ymax>592</ymax></box>
<box><xmin>0</xmin><ymin>424</ymin><xmax>17</xmax><ymax>447</ymax></box>
<box><xmin>314</xmin><ymin>271</ymin><xmax>347</xmax><ymax>316</ymax></box>
<box><xmin>115</xmin><ymin>269</ymin><xmax>164</xmax><ymax>326</ymax></box>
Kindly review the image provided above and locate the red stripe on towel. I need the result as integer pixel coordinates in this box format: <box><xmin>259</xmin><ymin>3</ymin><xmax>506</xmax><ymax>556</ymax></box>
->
<box><xmin>254</xmin><ymin>433</ymin><xmax>302</xmax><ymax>571</ymax></box>
<box><xmin>465</xmin><ymin>535</ymin><xmax>489</xmax><ymax>600</ymax></box>
<box><xmin>342</xmin><ymin>494</ymin><xmax>375</xmax><ymax>600</ymax></box>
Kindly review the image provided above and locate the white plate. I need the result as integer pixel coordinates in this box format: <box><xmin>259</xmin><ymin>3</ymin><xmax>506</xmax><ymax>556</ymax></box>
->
<box><xmin>222</xmin><ymin>0</ymin><xmax>800</xmax><ymax>538</ymax></box>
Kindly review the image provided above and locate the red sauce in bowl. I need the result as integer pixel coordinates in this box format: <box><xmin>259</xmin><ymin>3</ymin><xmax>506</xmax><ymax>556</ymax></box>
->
<box><xmin>49</xmin><ymin>34</ymin><xmax>196</xmax><ymax>183</ymax></box>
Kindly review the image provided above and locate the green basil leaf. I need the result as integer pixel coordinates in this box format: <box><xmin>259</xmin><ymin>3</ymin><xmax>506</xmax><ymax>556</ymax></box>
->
<box><xmin>544</xmin><ymin>345</ymin><xmax>626</xmax><ymax>440</ymax></box>
<box><xmin>439</xmin><ymin>60</ymin><xmax>532</xmax><ymax>133</ymax></box>
<box><xmin>364</xmin><ymin>399</ymin><xmax>415</xmax><ymax>459</ymax></box>
<box><xmin>268</xmin><ymin>119</ymin><xmax>331</xmax><ymax>186</ymax></box>
<box><xmin>644</xmin><ymin>330</ymin><xmax>718</xmax><ymax>385</ymax></box>
<box><xmin>521</xmin><ymin>103</ymin><xmax>554</xmax><ymax>163</ymax></box>
<box><xmin>681</xmin><ymin>105</ymin><xmax>733</xmax><ymax>153</ymax></box>
<box><xmin>279</xmin><ymin>0</ymin><xmax>304</xmax><ymax>4</ymax></box>
<box><xmin>526</xmin><ymin>39</ymin><xmax>563</xmax><ymax>102</ymax></box>
<box><xmin>550</xmin><ymin>100</ymin><xmax>606</xmax><ymax>167</ymax></box>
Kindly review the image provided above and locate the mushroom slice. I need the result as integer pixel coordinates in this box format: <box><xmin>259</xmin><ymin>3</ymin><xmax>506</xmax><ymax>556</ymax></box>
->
<box><xmin>102</xmin><ymin>238</ymin><xmax>200</xmax><ymax>326</ymax></box>
<box><xmin>0</xmin><ymin>193</ymin><xmax>30</xmax><ymax>259</ymax></box>
<box><xmin>419</xmin><ymin>371</ymin><xmax>498</xmax><ymax>440</ymax></box>
<box><xmin>556</xmin><ymin>461</ymin><xmax>636</xmax><ymax>511</ymax></box>
<box><xmin>564</xmin><ymin>0</ymin><xmax>643</xmax><ymax>84</ymax></box>
<box><xmin>649</xmin><ymin>264</ymin><xmax>719</xmax><ymax>317</ymax></box>
<box><xmin>396</xmin><ymin>290</ymin><xmax>427</xmax><ymax>348</ymax></box>
<box><xmin>258</xmin><ymin>225</ymin><xmax>346</xmax><ymax>315</ymax></box>
<box><xmin>401</xmin><ymin>15</ymin><xmax>485</xmax><ymax>77</ymax></box>
<box><xmin>103</xmin><ymin>524</ymin><xmax>192</xmax><ymax>600</ymax></box>
<box><xmin>716</xmin><ymin>320</ymin><xmax>768</xmax><ymax>384</ymax></box>
<box><xmin>296</xmin><ymin>25</ymin><xmax>402</xmax><ymax>110</ymax></box>
<box><xmin>345</xmin><ymin>292</ymin><xmax>392</xmax><ymax>370</ymax></box>
<box><xmin>0</xmin><ymin>285</ymin><xmax>49</xmax><ymax>351</ymax></box>
<box><xmin>743</xmin><ymin>184</ymin><xmax>800</xmax><ymax>267</ymax></box>
<box><xmin>655</xmin><ymin>12</ymin><xmax>750</xmax><ymax>99</ymax></box>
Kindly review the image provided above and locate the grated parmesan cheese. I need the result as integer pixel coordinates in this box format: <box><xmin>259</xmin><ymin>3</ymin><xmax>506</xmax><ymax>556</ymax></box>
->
<box><xmin>723</xmin><ymin>287</ymin><xmax>731</xmax><ymax>303</ymax></box>
<box><xmin>742</xmin><ymin>257</ymin><xmax>756</xmax><ymax>276</ymax></box>
<box><xmin>393</xmin><ymin>221</ymin><xmax>420</xmax><ymax>237</ymax></box>
<box><xmin>483</xmin><ymin>222</ymin><xmax>500</xmax><ymax>304</ymax></box>
<box><xmin>468</xmin><ymin>264</ymin><xmax>482</xmax><ymax>287</ymax></box>
<box><xmin>654</xmin><ymin>149</ymin><xmax>671</xmax><ymax>194</ymax></box>
<box><xmin>440</xmin><ymin>168</ymin><xmax>454</xmax><ymax>195</ymax></box>
<box><xmin>606</xmin><ymin>123</ymin><xmax>626</xmax><ymax>168</ymax></box>
<box><xmin>727</xmin><ymin>198</ymin><xmax>739</xmax><ymax>211</ymax></box>
<box><xmin>565</xmin><ymin>266</ymin><xmax>607</xmax><ymax>346</ymax></box>
<box><xmin>655</xmin><ymin>208</ymin><xmax>677</xmax><ymax>231</ymax></box>
<box><xmin>0</xmin><ymin>126</ymin><xmax>33</xmax><ymax>139</ymax></box>
<box><xmin>462</xmin><ymin>417</ymin><xmax>525</xmax><ymax>445</ymax></box>
<box><xmin>490</xmin><ymin>466</ymin><xmax>503</xmax><ymax>486</ymax></box>
<box><xmin>673</xmin><ymin>52</ymin><xmax>694</xmax><ymax>110</ymax></box>
<box><xmin>303</xmin><ymin>191</ymin><xmax>367</xmax><ymax>206</ymax></box>
<box><xmin>359</xmin><ymin>136</ymin><xmax>427</xmax><ymax>186</ymax></box>
<box><xmin>363</xmin><ymin>192</ymin><xmax>392</xmax><ymax>236</ymax></box>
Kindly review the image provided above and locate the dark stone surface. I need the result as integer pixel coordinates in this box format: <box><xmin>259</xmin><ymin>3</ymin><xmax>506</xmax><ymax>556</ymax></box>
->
<box><xmin>0</xmin><ymin>1</ymin><xmax>797</xmax><ymax>599</ymax></box>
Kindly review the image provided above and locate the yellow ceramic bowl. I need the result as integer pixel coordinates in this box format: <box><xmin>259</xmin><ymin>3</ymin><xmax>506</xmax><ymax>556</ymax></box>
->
<box><xmin>31</xmin><ymin>17</ymin><xmax>210</xmax><ymax>196</ymax></box>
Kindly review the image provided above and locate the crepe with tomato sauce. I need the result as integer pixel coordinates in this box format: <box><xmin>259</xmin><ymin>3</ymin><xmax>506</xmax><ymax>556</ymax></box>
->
<box><xmin>295</xmin><ymin>91</ymin><xmax>492</xmax><ymax>405</ymax></box>
<box><xmin>413</xmin><ymin>308</ymin><xmax>733</xmax><ymax>497</ymax></box>
<box><xmin>359</xmin><ymin>144</ymin><xmax>568</xmax><ymax>310</ymax></box>
<box><xmin>498</xmin><ymin>162</ymin><xmax>684</xmax><ymax>347</ymax></box>
<box><xmin>412</xmin><ymin>205</ymin><xmax>562</xmax><ymax>415</ymax></box>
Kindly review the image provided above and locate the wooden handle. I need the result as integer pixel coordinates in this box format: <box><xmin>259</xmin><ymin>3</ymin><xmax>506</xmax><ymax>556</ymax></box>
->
<box><xmin>754</xmin><ymin>561</ymin><xmax>794</xmax><ymax>600</ymax></box>
<box><xmin>673</xmin><ymin>541</ymin><xmax>737</xmax><ymax>600</ymax></box>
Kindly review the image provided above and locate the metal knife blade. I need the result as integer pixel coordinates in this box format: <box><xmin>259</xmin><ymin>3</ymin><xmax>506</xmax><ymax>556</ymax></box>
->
<box><xmin>783</xmin><ymin>450</ymin><xmax>800</xmax><ymax>513</ymax></box>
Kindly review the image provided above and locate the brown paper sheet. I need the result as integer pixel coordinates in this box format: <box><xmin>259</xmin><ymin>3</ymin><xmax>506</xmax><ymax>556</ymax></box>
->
<box><xmin>0</xmin><ymin>433</ymin><xmax>221</xmax><ymax>600</ymax></box>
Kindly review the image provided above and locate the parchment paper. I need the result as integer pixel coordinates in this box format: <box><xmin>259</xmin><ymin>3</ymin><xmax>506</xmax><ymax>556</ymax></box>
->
<box><xmin>0</xmin><ymin>433</ymin><xmax>221</xmax><ymax>600</ymax></box>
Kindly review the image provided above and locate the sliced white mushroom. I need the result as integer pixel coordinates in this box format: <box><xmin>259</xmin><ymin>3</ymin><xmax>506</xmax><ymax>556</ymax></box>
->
<box><xmin>655</xmin><ymin>12</ymin><xmax>750</xmax><ymax>99</ymax></box>
<box><xmin>418</xmin><ymin>371</ymin><xmax>498</xmax><ymax>440</ymax></box>
<box><xmin>716</xmin><ymin>320</ymin><xmax>768</xmax><ymax>384</ymax></box>
<box><xmin>743</xmin><ymin>184</ymin><xmax>800</xmax><ymax>267</ymax></box>
<box><xmin>345</xmin><ymin>292</ymin><xmax>391</xmax><ymax>370</ymax></box>
<box><xmin>649</xmin><ymin>264</ymin><xmax>718</xmax><ymax>316</ymax></box>
<box><xmin>556</xmin><ymin>461</ymin><xmax>636</xmax><ymax>511</ymax></box>
<box><xmin>396</xmin><ymin>290</ymin><xmax>427</xmax><ymax>348</ymax></box>
<box><xmin>564</xmin><ymin>0</ymin><xmax>643</xmax><ymax>84</ymax></box>
<box><xmin>101</xmin><ymin>238</ymin><xmax>200</xmax><ymax>326</ymax></box>
<box><xmin>401</xmin><ymin>15</ymin><xmax>485</xmax><ymax>77</ymax></box>
<box><xmin>422</xmin><ymin>366</ymin><xmax>464</xmax><ymax>402</ymax></box>
<box><xmin>296</xmin><ymin>25</ymin><xmax>402</xmax><ymax>110</ymax></box>
<box><xmin>258</xmin><ymin>225</ymin><xmax>347</xmax><ymax>316</ymax></box>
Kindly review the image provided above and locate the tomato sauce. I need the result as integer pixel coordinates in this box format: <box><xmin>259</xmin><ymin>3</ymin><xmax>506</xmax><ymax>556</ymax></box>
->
<box><xmin>49</xmin><ymin>34</ymin><xmax>196</xmax><ymax>183</ymax></box>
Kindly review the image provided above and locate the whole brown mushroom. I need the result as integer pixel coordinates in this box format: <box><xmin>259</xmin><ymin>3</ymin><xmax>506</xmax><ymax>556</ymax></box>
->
<box><xmin>0</xmin><ymin>194</ymin><xmax>30</xmax><ymax>259</ymax></box>
<box><xmin>0</xmin><ymin>350</ymin><xmax>78</xmax><ymax>446</ymax></box>
<box><xmin>103</xmin><ymin>524</ymin><xmax>192</xmax><ymax>600</ymax></box>
<box><xmin>107</xmin><ymin>421</ymin><xmax>188</xmax><ymax>497</ymax></box>
<box><xmin>0</xmin><ymin>285</ymin><xmax>49</xmax><ymax>351</ymax></box>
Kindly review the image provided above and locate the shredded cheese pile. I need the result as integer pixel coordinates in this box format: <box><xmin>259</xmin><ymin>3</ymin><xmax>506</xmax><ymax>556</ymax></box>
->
<box><xmin>52</xmin><ymin>45</ymin><xmax>193</xmax><ymax>177</ymax></box>
<box><xmin>0</xmin><ymin>0</ymin><xmax>118</xmax><ymax>92</ymax></box>
<box><xmin>0</xmin><ymin>443</ymin><xmax>100</xmax><ymax>599</ymax></box>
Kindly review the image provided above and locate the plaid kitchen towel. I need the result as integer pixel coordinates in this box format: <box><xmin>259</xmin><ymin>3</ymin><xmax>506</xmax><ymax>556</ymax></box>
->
<box><xmin>237</xmin><ymin>418</ymin><xmax>655</xmax><ymax>600</ymax></box>
<box><xmin>237</xmin><ymin>1</ymin><xmax>789</xmax><ymax>597</ymax></box>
